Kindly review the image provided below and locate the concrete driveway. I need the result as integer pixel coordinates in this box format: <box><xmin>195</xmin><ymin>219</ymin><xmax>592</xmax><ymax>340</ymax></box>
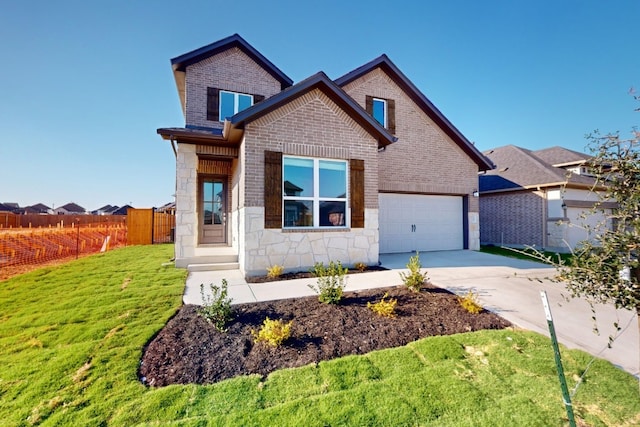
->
<box><xmin>380</xmin><ymin>251</ymin><xmax>638</xmax><ymax>377</ymax></box>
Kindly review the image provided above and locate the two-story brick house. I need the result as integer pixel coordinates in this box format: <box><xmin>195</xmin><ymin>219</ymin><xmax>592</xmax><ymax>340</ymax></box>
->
<box><xmin>158</xmin><ymin>34</ymin><xmax>493</xmax><ymax>276</ymax></box>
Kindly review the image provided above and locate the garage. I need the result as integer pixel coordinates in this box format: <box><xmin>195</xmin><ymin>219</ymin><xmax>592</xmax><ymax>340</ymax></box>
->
<box><xmin>379</xmin><ymin>193</ymin><xmax>464</xmax><ymax>253</ymax></box>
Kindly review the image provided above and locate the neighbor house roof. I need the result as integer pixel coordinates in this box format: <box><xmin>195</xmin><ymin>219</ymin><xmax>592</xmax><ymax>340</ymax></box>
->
<box><xmin>479</xmin><ymin>145</ymin><xmax>597</xmax><ymax>193</ymax></box>
<box><xmin>24</xmin><ymin>203</ymin><xmax>51</xmax><ymax>214</ymax></box>
<box><xmin>170</xmin><ymin>34</ymin><xmax>293</xmax><ymax>115</ymax></box>
<box><xmin>58</xmin><ymin>202</ymin><xmax>86</xmax><ymax>213</ymax></box>
<box><xmin>334</xmin><ymin>55</ymin><xmax>494</xmax><ymax>171</ymax></box>
<box><xmin>530</xmin><ymin>146</ymin><xmax>591</xmax><ymax>167</ymax></box>
<box><xmin>228</xmin><ymin>71</ymin><xmax>397</xmax><ymax>148</ymax></box>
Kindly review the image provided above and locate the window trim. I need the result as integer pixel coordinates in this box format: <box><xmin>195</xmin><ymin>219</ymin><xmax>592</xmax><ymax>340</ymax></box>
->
<box><xmin>218</xmin><ymin>90</ymin><xmax>254</xmax><ymax>122</ymax></box>
<box><xmin>282</xmin><ymin>155</ymin><xmax>349</xmax><ymax>229</ymax></box>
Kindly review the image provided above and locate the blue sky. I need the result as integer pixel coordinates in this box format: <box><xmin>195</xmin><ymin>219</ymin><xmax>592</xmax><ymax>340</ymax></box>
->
<box><xmin>1</xmin><ymin>1</ymin><xmax>638</xmax><ymax>210</ymax></box>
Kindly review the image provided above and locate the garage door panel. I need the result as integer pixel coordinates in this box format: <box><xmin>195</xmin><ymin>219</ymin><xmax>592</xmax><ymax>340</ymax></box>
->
<box><xmin>379</xmin><ymin>194</ymin><xmax>463</xmax><ymax>253</ymax></box>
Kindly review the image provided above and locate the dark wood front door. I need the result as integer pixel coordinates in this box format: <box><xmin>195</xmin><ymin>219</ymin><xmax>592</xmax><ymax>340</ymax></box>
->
<box><xmin>200</xmin><ymin>178</ymin><xmax>226</xmax><ymax>244</ymax></box>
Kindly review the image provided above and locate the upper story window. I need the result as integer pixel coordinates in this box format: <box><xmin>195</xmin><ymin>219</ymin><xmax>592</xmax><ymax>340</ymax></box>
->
<box><xmin>219</xmin><ymin>90</ymin><xmax>254</xmax><ymax>122</ymax></box>
<box><xmin>372</xmin><ymin>98</ymin><xmax>387</xmax><ymax>128</ymax></box>
<box><xmin>282</xmin><ymin>156</ymin><xmax>348</xmax><ymax>228</ymax></box>
<box><xmin>366</xmin><ymin>95</ymin><xmax>396</xmax><ymax>134</ymax></box>
<box><xmin>207</xmin><ymin>87</ymin><xmax>264</xmax><ymax>122</ymax></box>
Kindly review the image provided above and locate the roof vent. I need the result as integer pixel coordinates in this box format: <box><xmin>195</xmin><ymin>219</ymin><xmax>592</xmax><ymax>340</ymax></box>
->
<box><xmin>499</xmin><ymin>167</ymin><xmax>509</xmax><ymax>172</ymax></box>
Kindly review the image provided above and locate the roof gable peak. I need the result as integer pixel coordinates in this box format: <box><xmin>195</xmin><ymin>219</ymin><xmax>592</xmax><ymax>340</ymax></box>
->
<box><xmin>171</xmin><ymin>34</ymin><xmax>292</xmax><ymax>88</ymax></box>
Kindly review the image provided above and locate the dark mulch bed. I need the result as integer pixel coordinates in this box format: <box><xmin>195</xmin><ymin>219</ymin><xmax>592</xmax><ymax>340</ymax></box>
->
<box><xmin>244</xmin><ymin>265</ymin><xmax>388</xmax><ymax>283</ymax></box>
<box><xmin>140</xmin><ymin>283</ymin><xmax>511</xmax><ymax>386</ymax></box>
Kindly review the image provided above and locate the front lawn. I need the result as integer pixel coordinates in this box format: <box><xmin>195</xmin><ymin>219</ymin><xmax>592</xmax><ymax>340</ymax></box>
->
<box><xmin>1</xmin><ymin>245</ymin><xmax>638</xmax><ymax>426</ymax></box>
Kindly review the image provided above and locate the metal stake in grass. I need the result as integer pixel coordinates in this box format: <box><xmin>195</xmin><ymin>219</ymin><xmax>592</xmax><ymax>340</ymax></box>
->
<box><xmin>540</xmin><ymin>290</ymin><xmax>576</xmax><ymax>427</ymax></box>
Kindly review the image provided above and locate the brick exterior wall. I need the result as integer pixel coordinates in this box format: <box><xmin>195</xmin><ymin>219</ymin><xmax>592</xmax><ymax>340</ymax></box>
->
<box><xmin>242</xmin><ymin>89</ymin><xmax>379</xmax><ymax>209</ymax></box>
<box><xmin>479</xmin><ymin>191</ymin><xmax>544</xmax><ymax>247</ymax></box>
<box><xmin>341</xmin><ymin>68</ymin><xmax>479</xmax><ymax>210</ymax></box>
<box><xmin>237</xmin><ymin>88</ymin><xmax>381</xmax><ymax>275</ymax></box>
<box><xmin>185</xmin><ymin>47</ymin><xmax>282</xmax><ymax>128</ymax></box>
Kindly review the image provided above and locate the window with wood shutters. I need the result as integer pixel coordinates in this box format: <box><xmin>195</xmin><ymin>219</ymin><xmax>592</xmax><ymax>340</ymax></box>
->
<box><xmin>365</xmin><ymin>95</ymin><xmax>395</xmax><ymax>134</ymax></box>
<box><xmin>207</xmin><ymin>88</ymin><xmax>265</xmax><ymax>122</ymax></box>
<box><xmin>264</xmin><ymin>152</ymin><xmax>364</xmax><ymax>229</ymax></box>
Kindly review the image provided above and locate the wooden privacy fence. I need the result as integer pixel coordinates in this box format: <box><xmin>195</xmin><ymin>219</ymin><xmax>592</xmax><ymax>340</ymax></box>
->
<box><xmin>0</xmin><ymin>212</ymin><xmax>19</xmax><ymax>228</ymax></box>
<box><xmin>126</xmin><ymin>208</ymin><xmax>175</xmax><ymax>245</ymax></box>
<box><xmin>0</xmin><ymin>213</ymin><xmax>126</xmax><ymax>229</ymax></box>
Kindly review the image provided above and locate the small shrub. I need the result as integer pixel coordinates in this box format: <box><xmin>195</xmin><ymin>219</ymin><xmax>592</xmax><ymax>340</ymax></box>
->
<box><xmin>458</xmin><ymin>290</ymin><xmax>483</xmax><ymax>314</ymax></box>
<box><xmin>198</xmin><ymin>279</ymin><xmax>233</xmax><ymax>331</ymax></box>
<box><xmin>252</xmin><ymin>317</ymin><xmax>293</xmax><ymax>347</ymax></box>
<box><xmin>399</xmin><ymin>252</ymin><xmax>429</xmax><ymax>292</ymax></box>
<box><xmin>308</xmin><ymin>260</ymin><xmax>348</xmax><ymax>304</ymax></box>
<box><xmin>367</xmin><ymin>293</ymin><xmax>397</xmax><ymax>318</ymax></box>
<box><xmin>266</xmin><ymin>264</ymin><xmax>284</xmax><ymax>279</ymax></box>
<box><xmin>355</xmin><ymin>262</ymin><xmax>368</xmax><ymax>272</ymax></box>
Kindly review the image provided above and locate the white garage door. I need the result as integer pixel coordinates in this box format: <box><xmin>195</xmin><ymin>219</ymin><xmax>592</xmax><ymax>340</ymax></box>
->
<box><xmin>379</xmin><ymin>193</ymin><xmax>464</xmax><ymax>253</ymax></box>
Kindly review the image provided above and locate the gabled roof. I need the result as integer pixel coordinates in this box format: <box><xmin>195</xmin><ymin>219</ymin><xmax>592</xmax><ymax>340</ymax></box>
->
<box><xmin>479</xmin><ymin>145</ymin><xmax>597</xmax><ymax>193</ymax></box>
<box><xmin>228</xmin><ymin>71</ymin><xmax>397</xmax><ymax>148</ymax></box>
<box><xmin>0</xmin><ymin>203</ymin><xmax>18</xmax><ymax>212</ymax></box>
<box><xmin>530</xmin><ymin>146</ymin><xmax>591</xmax><ymax>167</ymax></box>
<box><xmin>25</xmin><ymin>203</ymin><xmax>51</xmax><ymax>214</ymax></box>
<box><xmin>335</xmin><ymin>55</ymin><xmax>493</xmax><ymax>171</ymax></box>
<box><xmin>58</xmin><ymin>202</ymin><xmax>86</xmax><ymax>213</ymax></box>
<box><xmin>170</xmin><ymin>34</ymin><xmax>293</xmax><ymax>114</ymax></box>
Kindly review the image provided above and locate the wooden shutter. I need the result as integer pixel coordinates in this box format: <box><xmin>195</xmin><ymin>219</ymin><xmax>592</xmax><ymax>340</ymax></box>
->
<box><xmin>206</xmin><ymin>87</ymin><xmax>220</xmax><ymax>121</ymax></box>
<box><xmin>350</xmin><ymin>159</ymin><xmax>365</xmax><ymax>228</ymax></box>
<box><xmin>365</xmin><ymin>95</ymin><xmax>373</xmax><ymax>115</ymax></box>
<box><xmin>253</xmin><ymin>94</ymin><xmax>265</xmax><ymax>104</ymax></box>
<box><xmin>264</xmin><ymin>151</ymin><xmax>283</xmax><ymax>229</ymax></box>
<box><xmin>387</xmin><ymin>99</ymin><xmax>396</xmax><ymax>134</ymax></box>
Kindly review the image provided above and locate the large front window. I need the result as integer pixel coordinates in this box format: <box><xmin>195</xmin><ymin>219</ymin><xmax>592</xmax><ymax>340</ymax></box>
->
<box><xmin>219</xmin><ymin>90</ymin><xmax>253</xmax><ymax>121</ymax></box>
<box><xmin>283</xmin><ymin>156</ymin><xmax>348</xmax><ymax>228</ymax></box>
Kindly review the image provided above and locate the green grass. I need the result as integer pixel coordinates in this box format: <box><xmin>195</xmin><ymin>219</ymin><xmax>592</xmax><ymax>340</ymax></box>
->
<box><xmin>1</xmin><ymin>245</ymin><xmax>639</xmax><ymax>426</ymax></box>
<box><xmin>481</xmin><ymin>244</ymin><xmax>574</xmax><ymax>264</ymax></box>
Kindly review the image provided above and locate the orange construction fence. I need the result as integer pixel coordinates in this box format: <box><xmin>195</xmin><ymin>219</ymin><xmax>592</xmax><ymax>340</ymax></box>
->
<box><xmin>0</xmin><ymin>224</ymin><xmax>127</xmax><ymax>281</ymax></box>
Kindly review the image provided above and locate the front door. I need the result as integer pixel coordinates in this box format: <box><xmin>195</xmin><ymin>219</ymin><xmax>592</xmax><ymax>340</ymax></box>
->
<box><xmin>200</xmin><ymin>178</ymin><xmax>226</xmax><ymax>244</ymax></box>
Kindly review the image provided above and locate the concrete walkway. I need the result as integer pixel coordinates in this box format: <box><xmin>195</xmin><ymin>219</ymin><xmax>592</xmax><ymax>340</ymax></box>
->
<box><xmin>184</xmin><ymin>250</ymin><xmax>638</xmax><ymax>377</ymax></box>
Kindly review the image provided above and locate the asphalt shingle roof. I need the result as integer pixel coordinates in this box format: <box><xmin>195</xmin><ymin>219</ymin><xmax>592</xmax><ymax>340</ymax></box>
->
<box><xmin>480</xmin><ymin>145</ymin><xmax>596</xmax><ymax>193</ymax></box>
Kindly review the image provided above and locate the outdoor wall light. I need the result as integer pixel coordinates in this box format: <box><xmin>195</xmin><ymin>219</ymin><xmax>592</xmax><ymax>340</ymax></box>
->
<box><xmin>472</xmin><ymin>190</ymin><xmax>479</xmax><ymax>198</ymax></box>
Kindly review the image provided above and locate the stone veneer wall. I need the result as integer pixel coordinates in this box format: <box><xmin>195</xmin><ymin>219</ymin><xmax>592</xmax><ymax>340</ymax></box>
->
<box><xmin>238</xmin><ymin>89</ymin><xmax>380</xmax><ymax>275</ymax></box>
<box><xmin>174</xmin><ymin>144</ymin><xmax>198</xmax><ymax>266</ymax></box>
<box><xmin>240</xmin><ymin>207</ymin><xmax>379</xmax><ymax>276</ymax></box>
<box><xmin>185</xmin><ymin>47</ymin><xmax>283</xmax><ymax>129</ymax></box>
<box><xmin>340</xmin><ymin>67</ymin><xmax>481</xmax><ymax>249</ymax></box>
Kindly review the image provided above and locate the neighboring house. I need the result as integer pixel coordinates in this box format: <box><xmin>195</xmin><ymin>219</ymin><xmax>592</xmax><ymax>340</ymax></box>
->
<box><xmin>0</xmin><ymin>202</ymin><xmax>20</xmax><ymax>213</ymax></box>
<box><xmin>53</xmin><ymin>202</ymin><xmax>86</xmax><ymax>215</ymax></box>
<box><xmin>110</xmin><ymin>205</ymin><xmax>132</xmax><ymax>216</ymax></box>
<box><xmin>156</xmin><ymin>201</ymin><xmax>176</xmax><ymax>214</ymax></box>
<box><xmin>92</xmin><ymin>205</ymin><xmax>118</xmax><ymax>215</ymax></box>
<box><xmin>22</xmin><ymin>203</ymin><xmax>52</xmax><ymax>214</ymax></box>
<box><xmin>158</xmin><ymin>34</ymin><xmax>493</xmax><ymax>275</ymax></box>
<box><xmin>479</xmin><ymin>145</ymin><xmax>614</xmax><ymax>252</ymax></box>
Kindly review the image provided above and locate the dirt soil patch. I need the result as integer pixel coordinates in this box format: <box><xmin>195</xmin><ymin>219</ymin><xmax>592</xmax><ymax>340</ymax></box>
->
<box><xmin>140</xmin><ymin>283</ymin><xmax>511</xmax><ymax>386</ymax></box>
